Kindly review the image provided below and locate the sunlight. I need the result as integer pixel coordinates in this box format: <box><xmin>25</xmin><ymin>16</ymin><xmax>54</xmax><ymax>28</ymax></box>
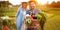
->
<box><xmin>9</xmin><ymin>0</ymin><xmax>60</xmax><ymax>5</ymax></box>
<box><xmin>36</xmin><ymin>0</ymin><xmax>47</xmax><ymax>5</ymax></box>
<box><xmin>9</xmin><ymin>0</ymin><xmax>29</xmax><ymax>5</ymax></box>
<box><xmin>37</xmin><ymin>0</ymin><xmax>60</xmax><ymax>4</ymax></box>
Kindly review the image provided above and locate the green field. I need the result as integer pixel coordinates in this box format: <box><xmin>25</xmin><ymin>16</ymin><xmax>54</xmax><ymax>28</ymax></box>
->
<box><xmin>0</xmin><ymin>7</ymin><xmax>17</xmax><ymax>16</ymax></box>
<box><xmin>0</xmin><ymin>7</ymin><xmax>18</xmax><ymax>30</ymax></box>
<box><xmin>40</xmin><ymin>7</ymin><xmax>60</xmax><ymax>30</ymax></box>
<box><xmin>0</xmin><ymin>7</ymin><xmax>60</xmax><ymax>30</ymax></box>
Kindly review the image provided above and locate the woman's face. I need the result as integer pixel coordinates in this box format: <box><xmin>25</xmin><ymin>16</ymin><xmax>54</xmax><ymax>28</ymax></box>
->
<box><xmin>22</xmin><ymin>3</ymin><xmax>27</xmax><ymax>9</ymax></box>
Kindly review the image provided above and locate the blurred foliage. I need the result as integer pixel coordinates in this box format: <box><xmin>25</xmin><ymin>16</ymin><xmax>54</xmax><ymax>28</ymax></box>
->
<box><xmin>0</xmin><ymin>7</ymin><xmax>17</xmax><ymax>16</ymax></box>
<box><xmin>0</xmin><ymin>1</ymin><xmax>60</xmax><ymax>30</ymax></box>
<box><xmin>0</xmin><ymin>7</ymin><xmax>17</xmax><ymax>30</ymax></box>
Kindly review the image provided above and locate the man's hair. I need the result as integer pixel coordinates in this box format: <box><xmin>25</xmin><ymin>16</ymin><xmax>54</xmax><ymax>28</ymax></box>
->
<box><xmin>28</xmin><ymin>1</ymin><xmax>36</xmax><ymax>4</ymax></box>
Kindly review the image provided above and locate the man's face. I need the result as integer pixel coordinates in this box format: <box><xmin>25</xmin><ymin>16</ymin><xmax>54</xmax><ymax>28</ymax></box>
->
<box><xmin>29</xmin><ymin>2</ymin><xmax>36</xmax><ymax>10</ymax></box>
<box><xmin>22</xmin><ymin>3</ymin><xmax>27</xmax><ymax>9</ymax></box>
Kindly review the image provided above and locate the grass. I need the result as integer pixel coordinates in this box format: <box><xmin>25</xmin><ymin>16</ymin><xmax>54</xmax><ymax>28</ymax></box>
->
<box><xmin>0</xmin><ymin>7</ymin><xmax>17</xmax><ymax>16</ymax></box>
<box><xmin>44</xmin><ymin>15</ymin><xmax>60</xmax><ymax>30</ymax></box>
<box><xmin>0</xmin><ymin>7</ymin><xmax>17</xmax><ymax>30</ymax></box>
<box><xmin>39</xmin><ymin>7</ymin><xmax>60</xmax><ymax>30</ymax></box>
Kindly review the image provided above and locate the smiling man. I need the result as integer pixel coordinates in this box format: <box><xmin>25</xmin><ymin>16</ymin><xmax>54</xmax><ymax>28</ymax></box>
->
<box><xmin>26</xmin><ymin>1</ymin><xmax>46</xmax><ymax>30</ymax></box>
<box><xmin>26</xmin><ymin>1</ymin><xmax>39</xmax><ymax>30</ymax></box>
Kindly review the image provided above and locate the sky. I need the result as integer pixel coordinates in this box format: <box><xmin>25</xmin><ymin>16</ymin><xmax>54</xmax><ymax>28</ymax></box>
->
<box><xmin>0</xmin><ymin>0</ymin><xmax>8</xmax><ymax>1</ymax></box>
<box><xmin>37</xmin><ymin>0</ymin><xmax>60</xmax><ymax>4</ymax></box>
<box><xmin>9</xmin><ymin>0</ymin><xmax>60</xmax><ymax>5</ymax></box>
<box><xmin>0</xmin><ymin>0</ymin><xmax>60</xmax><ymax>5</ymax></box>
<box><xmin>9</xmin><ymin>0</ymin><xmax>29</xmax><ymax>5</ymax></box>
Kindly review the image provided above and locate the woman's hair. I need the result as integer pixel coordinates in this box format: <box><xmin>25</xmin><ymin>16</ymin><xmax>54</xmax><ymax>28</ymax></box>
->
<box><xmin>22</xmin><ymin>2</ymin><xmax>27</xmax><ymax>5</ymax></box>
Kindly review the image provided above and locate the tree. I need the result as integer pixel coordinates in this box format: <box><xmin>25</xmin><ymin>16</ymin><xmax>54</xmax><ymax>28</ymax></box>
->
<box><xmin>0</xmin><ymin>1</ymin><xmax>12</xmax><ymax>7</ymax></box>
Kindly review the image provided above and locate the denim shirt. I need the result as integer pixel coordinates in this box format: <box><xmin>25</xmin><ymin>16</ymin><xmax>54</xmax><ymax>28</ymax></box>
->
<box><xmin>16</xmin><ymin>7</ymin><xmax>26</xmax><ymax>29</ymax></box>
<box><xmin>26</xmin><ymin>9</ymin><xmax>39</xmax><ymax>15</ymax></box>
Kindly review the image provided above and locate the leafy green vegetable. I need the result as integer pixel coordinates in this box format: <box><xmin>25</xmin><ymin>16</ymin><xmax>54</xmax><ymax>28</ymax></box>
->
<box><xmin>35</xmin><ymin>13</ymin><xmax>42</xmax><ymax>20</ymax></box>
<box><xmin>26</xmin><ymin>18</ymin><xmax>31</xmax><ymax>24</ymax></box>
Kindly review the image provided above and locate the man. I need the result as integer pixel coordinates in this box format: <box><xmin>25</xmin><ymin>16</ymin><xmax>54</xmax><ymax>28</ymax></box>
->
<box><xmin>26</xmin><ymin>1</ymin><xmax>46</xmax><ymax>30</ymax></box>
<box><xmin>16</xmin><ymin>2</ymin><xmax>27</xmax><ymax>30</ymax></box>
<box><xmin>26</xmin><ymin>1</ymin><xmax>39</xmax><ymax>15</ymax></box>
<box><xmin>26</xmin><ymin>1</ymin><xmax>39</xmax><ymax>30</ymax></box>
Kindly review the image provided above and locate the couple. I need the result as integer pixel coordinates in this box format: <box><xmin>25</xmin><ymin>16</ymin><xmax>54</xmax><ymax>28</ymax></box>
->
<box><xmin>16</xmin><ymin>1</ymin><xmax>46</xmax><ymax>30</ymax></box>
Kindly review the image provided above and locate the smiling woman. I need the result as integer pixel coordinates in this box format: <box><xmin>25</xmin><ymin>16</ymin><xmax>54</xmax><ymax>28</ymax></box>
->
<box><xmin>9</xmin><ymin>0</ymin><xmax>29</xmax><ymax>5</ymax></box>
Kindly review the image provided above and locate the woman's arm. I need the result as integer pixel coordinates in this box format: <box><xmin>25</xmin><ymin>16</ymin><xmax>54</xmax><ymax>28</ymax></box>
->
<box><xmin>16</xmin><ymin>8</ymin><xmax>20</xmax><ymax>17</ymax></box>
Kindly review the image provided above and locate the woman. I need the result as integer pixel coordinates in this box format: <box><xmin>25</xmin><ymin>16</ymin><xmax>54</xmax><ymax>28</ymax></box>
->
<box><xmin>16</xmin><ymin>2</ymin><xmax>27</xmax><ymax>30</ymax></box>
